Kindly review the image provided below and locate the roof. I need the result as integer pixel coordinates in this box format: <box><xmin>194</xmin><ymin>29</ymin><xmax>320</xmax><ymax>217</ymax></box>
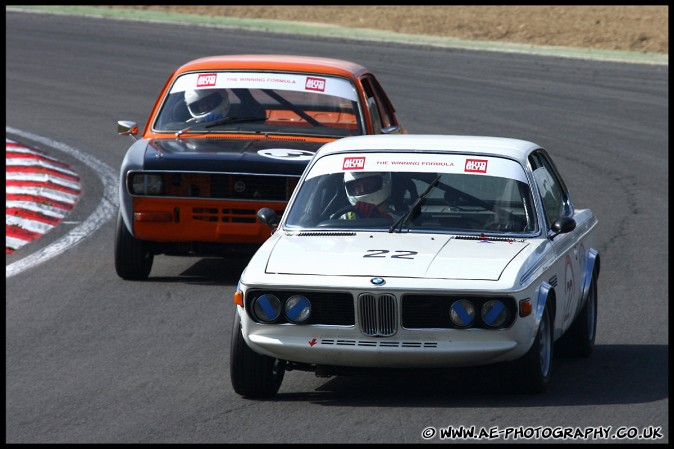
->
<box><xmin>175</xmin><ymin>54</ymin><xmax>369</xmax><ymax>78</ymax></box>
<box><xmin>314</xmin><ymin>134</ymin><xmax>543</xmax><ymax>164</ymax></box>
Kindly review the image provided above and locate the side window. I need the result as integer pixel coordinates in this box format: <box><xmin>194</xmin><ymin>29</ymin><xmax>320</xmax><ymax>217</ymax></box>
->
<box><xmin>367</xmin><ymin>97</ymin><xmax>383</xmax><ymax>133</ymax></box>
<box><xmin>360</xmin><ymin>75</ymin><xmax>397</xmax><ymax>133</ymax></box>
<box><xmin>529</xmin><ymin>151</ymin><xmax>571</xmax><ymax>228</ymax></box>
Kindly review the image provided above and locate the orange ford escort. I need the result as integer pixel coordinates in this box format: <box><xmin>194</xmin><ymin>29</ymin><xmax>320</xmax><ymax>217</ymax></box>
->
<box><xmin>115</xmin><ymin>55</ymin><xmax>405</xmax><ymax>280</ymax></box>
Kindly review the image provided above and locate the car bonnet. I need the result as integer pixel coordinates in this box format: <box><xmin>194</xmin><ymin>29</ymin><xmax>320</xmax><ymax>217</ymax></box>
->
<box><xmin>143</xmin><ymin>138</ymin><xmax>323</xmax><ymax>174</ymax></box>
<box><xmin>265</xmin><ymin>233</ymin><xmax>529</xmax><ymax>281</ymax></box>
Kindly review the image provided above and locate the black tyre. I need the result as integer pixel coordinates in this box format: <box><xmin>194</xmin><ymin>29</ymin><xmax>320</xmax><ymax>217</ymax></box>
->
<box><xmin>230</xmin><ymin>312</ymin><xmax>285</xmax><ymax>398</ymax></box>
<box><xmin>556</xmin><ymin>272</ymin><xmax>598</xmax><ymax>357</ymax></box>
<box><xmin>114</xmin><ymin>211</ymin><xmax>153</xmax><ymax>280</ymax></box>
<box><xmin>503</xmin><ymin>305</ymin><xmax>553</xmax><ymax>394</ymax></box>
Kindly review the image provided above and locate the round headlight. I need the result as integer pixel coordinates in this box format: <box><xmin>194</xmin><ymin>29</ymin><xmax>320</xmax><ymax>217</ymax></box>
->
<box><xmin>252</xmin><ymin>294</ymin><xmax>281</xmax><ymax>323</ymax></box>
<box><xmin>284</xmin><ymin>295</ymin><xmax>311</xmax><ymax>323</ymax></box>
<box><xmin>449</xmin><ymin>299</ymin><xmax>475</xmax><ymax>328</ymax></box>
<box><xmin>481</xmin><ymin>300</ymin><xmax>509</xmax><ymax>328</ymax></box>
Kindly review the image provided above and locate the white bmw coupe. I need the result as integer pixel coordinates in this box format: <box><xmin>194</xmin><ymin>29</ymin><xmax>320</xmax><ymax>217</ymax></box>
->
<box><xmin>230</xmin><ymin>134</ymin><xmax>600</xmax><ymax>397</ymax></box>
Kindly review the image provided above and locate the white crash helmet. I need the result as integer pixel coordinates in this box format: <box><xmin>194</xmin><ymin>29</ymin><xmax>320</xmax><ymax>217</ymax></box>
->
<box><xmin>184</xmin><ymin>89</ymin><xmax>230</xmax><ymax>120</ymax></box>
<box><xmin>344</xmin><ymin>171</ymin><xmax>392</xmax><ymax>206</ymax></box>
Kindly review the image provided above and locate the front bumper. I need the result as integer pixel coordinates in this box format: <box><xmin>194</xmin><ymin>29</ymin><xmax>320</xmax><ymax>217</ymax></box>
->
<box><xmin>240</xmin><ymin>312</ymin><xmax>534</xmax><ymax>368</ymax></box>
<box><xmin>132</xmin><ymin>197</ymin><xmax>283</xmax><ymax>243</ymax></box>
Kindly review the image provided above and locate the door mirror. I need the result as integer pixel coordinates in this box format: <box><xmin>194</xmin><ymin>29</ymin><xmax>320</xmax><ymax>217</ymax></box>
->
<box><xmin>549</xmin><ymin>216</ymin><xmax>576</xmax><ymax>240</ymax></box>
<box><xmin>257</xmin><ymin>208</ymin><xmax>280</xmax><ymax>229</ymax></box>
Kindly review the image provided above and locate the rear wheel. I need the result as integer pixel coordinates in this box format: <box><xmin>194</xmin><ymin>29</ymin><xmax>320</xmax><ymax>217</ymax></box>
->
<box><xmin>114</xmin><ymin>211</ymin><xmax>153</xmax><ymax>280</ymax></box>
<box><xmin>503</xmin><ymin>305</ymin><xmax>553</xmax><ymax>394</ymax></box>
<box><xmin>230</xmin><ymin>312</ymin><xmax>285</xmax><ymax>398</ymax></box>
<box><xmin>556</xmin><ymin>272</ymin><xmax>598</xmax><ymax>357</ymax></box>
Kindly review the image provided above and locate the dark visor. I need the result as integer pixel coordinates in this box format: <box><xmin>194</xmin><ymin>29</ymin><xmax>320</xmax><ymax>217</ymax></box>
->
<box><xmin>345</xmin><ymin>175</ymin><xmax>383</xmax><ymax>196</ymax></box>
<box><xmin>189</xmin><ymin>92</ymin><xmax>221</xmax><ymax>114</ymax></box>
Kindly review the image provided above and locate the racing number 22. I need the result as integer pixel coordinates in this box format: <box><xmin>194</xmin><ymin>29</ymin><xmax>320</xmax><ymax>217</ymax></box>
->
<box><xmin>363</xmin><ymin>250</ymin><xmax>417</xmax><ymax>259</ymax></box>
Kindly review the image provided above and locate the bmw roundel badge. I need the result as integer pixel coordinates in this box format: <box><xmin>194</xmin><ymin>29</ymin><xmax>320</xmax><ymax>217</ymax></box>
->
<box><xmin>370</xmin><ymin>277</ymin><xmax>386</xmax><ymax>286</ymax></box>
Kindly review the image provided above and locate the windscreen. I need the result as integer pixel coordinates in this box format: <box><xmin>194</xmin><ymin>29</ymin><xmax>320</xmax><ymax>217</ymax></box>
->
<box><xmin>284</xmin><ymin>151</ymin><xmax>538</xmax><ymax>235</ymax></box>
<box><xmin>153</xmin><ymin>71</ymin><xmax>363</xmax><ymax>138</ymax></box>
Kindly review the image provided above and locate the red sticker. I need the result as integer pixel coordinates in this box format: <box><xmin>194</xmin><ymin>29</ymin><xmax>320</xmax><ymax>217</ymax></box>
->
<box><xmin>197</xmin><ymin>73</ymin><xmax>217</xmax><ymax>87</ymax></box>
<box><xmin>305</xmin><ymin>77</ymin><xmax>326</xmax><ymax>92</ymax></box>
<box><xmin>465</xmin><ymin>159</ymin><xmax>488</xmax><ymax>173</ymax></box>
<box><xmin>343</xmin><ymin>157</ymin><xmax>366</xmax><ymax>170</ymax></box>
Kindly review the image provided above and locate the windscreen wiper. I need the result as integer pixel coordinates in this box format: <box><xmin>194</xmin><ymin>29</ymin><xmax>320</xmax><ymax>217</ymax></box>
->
<box><xmin>175</xmin><ymin>116</ymin><xmax>265</xmax><ymax>137</ymax></box>
<box><xmin>389</xmin><ymin>174</ymin><xmax>441</xmax><ymax>233</ymax></box>
<box><xmin>204</xmin><ymin>116</ymin><xmax>266</xmax><ymax>128</ymax></box>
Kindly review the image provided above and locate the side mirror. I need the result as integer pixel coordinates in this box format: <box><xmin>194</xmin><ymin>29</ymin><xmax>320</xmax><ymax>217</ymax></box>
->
<box><xmin>549</xmin><ymin>216</ymin><xmax>576</xmax><ymax>240</ymax></box>
<box><xmin>257</xmin><ymin>208</ymin><xmax>280</xmax><ymax>229</ymax></box>
<box><xmin>117</xmin><ymin>120</ymin><xmax>139</xmax><ymax>142</ymax></box>
<box><xmin>381</xmin><ymin>125</ymin><xmax>402</xmax><ymax>134</ymax></box>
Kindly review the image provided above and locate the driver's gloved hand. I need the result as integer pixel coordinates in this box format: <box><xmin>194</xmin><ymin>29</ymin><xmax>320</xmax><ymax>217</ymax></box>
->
<box><xmin>355</xmin><ymin>201</ymin><xmax>377</xmax><ymax>218</ymax></box>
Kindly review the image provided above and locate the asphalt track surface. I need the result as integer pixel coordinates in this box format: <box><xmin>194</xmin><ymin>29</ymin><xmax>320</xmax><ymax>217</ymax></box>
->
<box><xmin>5</xmin><ymin>9</ymin><xmax>669</xmax><ymax>444</ymax></box>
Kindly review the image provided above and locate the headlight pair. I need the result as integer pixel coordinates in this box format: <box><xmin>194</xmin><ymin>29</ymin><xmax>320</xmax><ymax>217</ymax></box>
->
<box><xmin>252</xmin><ymin>293</ymin><xmax>311</xmax><ymax>324</ymax></box>
<box><xmin>449</xmin><ymin>299</ymin><xmax>510</xmax><ymax>329</ymax></box>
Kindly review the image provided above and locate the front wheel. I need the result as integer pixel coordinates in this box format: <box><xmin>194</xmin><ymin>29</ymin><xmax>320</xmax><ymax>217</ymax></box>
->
<box><xmin>556</xmin><ymin>272</ymin><xmax>598</xmax><ymax>357</ymax></box>
<box><xmin>230</xmin><ymin>312</ymin><xmax>285</xmax><ymax>398</ymax></box>
<box><xmin>502</xmin><ymin>305</ymin><xmax>553</xmax><ymax>394</ymax></box>
<box><xmin>114</xmin><ymin>211</ymin><xmax>153</xmax><ymax>280</ymax></box>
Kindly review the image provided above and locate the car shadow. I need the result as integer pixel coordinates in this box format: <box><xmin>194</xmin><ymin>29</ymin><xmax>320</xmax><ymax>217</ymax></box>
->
<box><xmin>146</xmin><ymin>256</ymin><xmax>251</xmax><ymax>286</ymax></box>
<box><xmin>267</xmin><ymin>344</ymin><xmax>667</xmax><ymax>407</ymax></box>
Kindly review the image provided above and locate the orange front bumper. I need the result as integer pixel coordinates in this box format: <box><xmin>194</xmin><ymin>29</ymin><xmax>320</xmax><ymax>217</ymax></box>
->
<box><xmin>132</xmin><ymin>197</ymin><xmax>283</xmax><ymax>244</ymax></box>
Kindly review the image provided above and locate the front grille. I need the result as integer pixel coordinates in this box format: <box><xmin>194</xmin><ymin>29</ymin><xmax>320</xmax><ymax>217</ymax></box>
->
<box><xmin>358</xmin><ymin>294</ymin><xmax>397</xmax><ymax>337</ymax></box>
<box><xmin>211</xmin><ymin>174</ymin><xmax>292</xmax><ymax>200</ymax></box>
<box><xmin>159</xmin><ymin>172</ymin><xmax>298</xmax><ymax>200</ymax></box>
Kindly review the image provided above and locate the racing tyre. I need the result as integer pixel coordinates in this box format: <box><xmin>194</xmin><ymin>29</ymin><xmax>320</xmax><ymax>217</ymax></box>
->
<box><xmin>555</xmin><ymin>272</ymin><xmax>598</xmax><ymax>357</ymax></box>
<box><xmin>502</xmin><ymin>305</ymin><xmax>553</xmax><ymax>394</ymax></box>
<box><xmin>114</xmin><ymin>211</ymin><xmax>153</xmax><ymax>280</ymax></box>
<box><xmin>230</xmin><ymin>312</ymin><xmax>285</xmax><ymax>398</ymax></box>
